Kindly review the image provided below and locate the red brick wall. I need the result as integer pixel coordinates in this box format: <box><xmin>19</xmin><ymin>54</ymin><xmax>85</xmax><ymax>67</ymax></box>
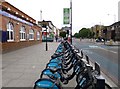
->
<box><xmin>2</xmin><ymin>41</ymin><xmax>41</xmax><ymax>53</ymax></box>
<box><xmin>1</xmin><ymin>9</ymin><xmax>42</xmax><ymax>53</ymax></box>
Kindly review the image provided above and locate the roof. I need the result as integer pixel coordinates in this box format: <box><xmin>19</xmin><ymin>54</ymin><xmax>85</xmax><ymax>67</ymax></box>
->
<box><xmin>38</xmin><ymin>20</ymin><xmax>55</xmax><ymax>28</ymax></box>
<box><xmin>1</xmin><ymin>1</ymin><xmax>36</xmax><ymax>24</ymax></box>
<box><xmin>110</xmin><ymin>21</ymin><xmax>120</xmax><ymax>26</ymax></box>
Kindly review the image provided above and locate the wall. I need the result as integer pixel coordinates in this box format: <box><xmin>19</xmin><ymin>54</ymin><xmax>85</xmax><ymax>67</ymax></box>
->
<box><xmin>0</xmin><ymin>9</ymin><xmax>42</xmax><ymax>53</ymax></box>
<box><xmin>2</xmin><ymin>41</ymin><xmax>41</xmax><ymax>53</ymax></box>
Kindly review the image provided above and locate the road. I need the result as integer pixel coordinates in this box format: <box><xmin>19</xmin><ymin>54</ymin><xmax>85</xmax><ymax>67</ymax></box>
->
<box><xmin>72</xmin><ymin>38</ymin><xmax>119</xmax><ymax>86</ymax></box>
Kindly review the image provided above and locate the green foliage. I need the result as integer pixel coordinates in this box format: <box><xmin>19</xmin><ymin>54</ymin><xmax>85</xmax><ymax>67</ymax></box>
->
<box><xmin>79</xmin><ymin>28</ymin><xmax>91</xmax><ymax>38</ymax></box>
<box><xmin>49</xmin><ymin>33</ymin><xmax>54</xmax><ymax>38</ymax></box>
<box><xmin>74</xmin><ymin>33</ymin><xmax>80</xmax><ymax>38</ymax></box>
<box><xmin>59</xmin><ymin>31</ymin><xmax>66</xmax><ymax>38</ymax></box>
<box><xmin>74</xmin><ymin>28</ymin><xmax>95</xmax><ymax>38</ymax></box>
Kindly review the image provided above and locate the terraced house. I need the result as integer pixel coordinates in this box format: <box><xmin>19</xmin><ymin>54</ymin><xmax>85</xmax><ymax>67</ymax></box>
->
<box><xmin>0</xmin><ymin>1</ymin><xmax>42</xmax><ymax>53</ymax></box>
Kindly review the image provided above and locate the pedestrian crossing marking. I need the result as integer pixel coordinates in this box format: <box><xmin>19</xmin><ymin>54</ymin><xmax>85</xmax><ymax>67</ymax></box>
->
<box><xmin>89</xmin><ymin>45</ymin><xmax>99</xmax><ymax>48</ymax></box>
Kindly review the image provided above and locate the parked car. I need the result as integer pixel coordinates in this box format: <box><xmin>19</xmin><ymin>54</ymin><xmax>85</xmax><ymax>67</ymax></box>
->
<box><xmin>96</xmin><ymin>38</ymin><xmax>104</xmax><ymax>42</ymax></box>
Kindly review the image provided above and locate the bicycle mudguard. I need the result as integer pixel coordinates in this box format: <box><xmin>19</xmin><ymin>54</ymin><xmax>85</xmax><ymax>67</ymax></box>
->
<box><xmin>41</xmin><ymin>69</ymin><xmax>61</xmax><ymax>79</ymax></box>
<box><xmin>50</xmin><ymin>58</ymin><xmax>62</xmax><ymax>64</ymax></box>
<box><xmin>35</xmin><ymin>78</ymin><xmax>60</xmax><ymax>89</ymax></box>
<box><xmin>47</xmin><ymin>62</ymin><xmax>62</xmax><ymax>69</ymax></box>
<box><xmin>51</xmin><ymin>53</ymin><xmax>63</xmax><ymax>59</ymax></box>
<box><xmin>41</xmin><ymin>69</ymin><xmax>53</xmax><ymax>77</ymax></box>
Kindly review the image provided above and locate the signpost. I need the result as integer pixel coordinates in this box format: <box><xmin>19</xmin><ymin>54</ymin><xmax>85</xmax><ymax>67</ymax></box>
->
<box><xmin>118</xmin><ymin>1</ymin><xmax>120</xmax><ymax>21</ymax></box>
<box><xmin>63</xmin><ymin>0</ymin><xmax>72</xmax><ymax>44</ymax></box>
<box><xmin>63</xmin><ymin>8</ymin><xmax>70</xmax><ymax>24</ymax></box>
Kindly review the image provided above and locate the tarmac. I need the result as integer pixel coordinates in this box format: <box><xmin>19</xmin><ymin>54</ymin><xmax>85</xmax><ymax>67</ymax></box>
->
<box><xmin>1</xmin><ymin>41</ymin><xmax>118</xmax><ymax>88</ymax></box>
<box><xmin>87</xmin><ymin>39</ymin><xmax>120</xmax><ymax>46</ymax></box>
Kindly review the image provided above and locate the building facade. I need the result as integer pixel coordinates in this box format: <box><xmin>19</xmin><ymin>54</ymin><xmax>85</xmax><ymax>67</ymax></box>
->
<box><xmin>38</xmin><ymin>20</ymin><xmax>57</xmax><ymax>42</ymax></box>
<box><xmin>107</xmin><ymin>21</ymin><xmax>120</xmax><ymax>41</ymax></box>
<box><xmin>0</xmin><ymin>1</ymin><xmax>42</xmax><ymax>53</ymax></box>
<box><xmin>91</xmin><ymin>25</ymin><xmax>104</xmax><ymax>39</ymax></box>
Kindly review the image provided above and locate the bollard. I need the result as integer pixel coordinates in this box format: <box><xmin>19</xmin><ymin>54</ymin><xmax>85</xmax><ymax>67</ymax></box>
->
<box><xmin>109</xmin><ymin>39</ymin><xmax>113</xmax><ymax>45</ymax></box>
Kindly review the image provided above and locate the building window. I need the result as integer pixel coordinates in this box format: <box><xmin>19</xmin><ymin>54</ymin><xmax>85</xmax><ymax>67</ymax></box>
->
<box><xmin>20</xmin><ymin>26</ymin><xmax>26</xmax><ymax>41</ymax></box>
<box><xmin>7</xmin><ymin>22</ymin><xmax>14</xmax><ymax>42</ymax></box>
<box><xmin>29</xmin><ymin>29</ymin><xmax>34</xmax><ymax>40</ymax></box>
<box><xmin>37</xmin><ymin>31</ymin><xmax>40</xmax><ymax>40</ymax></box>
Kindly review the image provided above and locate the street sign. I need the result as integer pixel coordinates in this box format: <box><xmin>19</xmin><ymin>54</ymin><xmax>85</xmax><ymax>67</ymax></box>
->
<box><xmin>63</xmin><ymin>8</ymin><xmax>70</xmax><ymax>24</ymax></box>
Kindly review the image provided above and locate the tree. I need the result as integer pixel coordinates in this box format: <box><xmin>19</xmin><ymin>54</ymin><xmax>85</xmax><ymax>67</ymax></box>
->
<box><xmin>59</xmin><ymin>31</ymin><xmax>66</xmax><ymax>38</ymax></box>
<box><xmin>79</xmin><ymin>28</ymin><xmax>91</xmax><ymax>38</ymax></box>
<box><xmin>74</xmin><ymin>33</ymin><xmax>80</xmax><ymax>38</ymax></box>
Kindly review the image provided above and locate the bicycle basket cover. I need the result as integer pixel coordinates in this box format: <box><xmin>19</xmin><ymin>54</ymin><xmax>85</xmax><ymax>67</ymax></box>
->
<box><xmin>47</xmin><ymin>63</ymin><xmax>61</xmax><ymax>69</ymax></box>
<box><xmin>42</xmin><ymin>69</ymin><xmax>61</xmax><ymax>78</ymax></box>
<box><xmin>50</xmin><ymin>59</ymin><xmax>62</xmax><ymax>64</ymax></box>
<box><xmin>36</xmin><ymin>79</ymin><xmax>59</xmax><ymax>89</ymax></box>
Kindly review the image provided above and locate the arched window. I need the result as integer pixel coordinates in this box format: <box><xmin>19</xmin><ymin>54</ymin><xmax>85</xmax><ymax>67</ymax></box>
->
<box><xmin>7</xmin><ymin>22</ymin><xmax>14</xmax><ymax>42</ymax></box>
<box><xmin>37</xmin><ymin>31</ymin><xmax>40</xmax><ymax>40</ymax></box>
<box><xmin>29</xmin><ymin>29</ymin><xmax>34</xmax><ymax>40</ymax></box>
<box><xmin>20</xmin><ymin>26</ymin><xmax>26</xmax><ymax>41</ymax></box>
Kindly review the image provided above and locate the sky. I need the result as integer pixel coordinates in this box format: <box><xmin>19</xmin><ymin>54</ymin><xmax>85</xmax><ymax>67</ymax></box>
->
<box><xmin>5</xmin><ymin>0</ymin><xmax>120</xmax><ymax>34</ymax></box>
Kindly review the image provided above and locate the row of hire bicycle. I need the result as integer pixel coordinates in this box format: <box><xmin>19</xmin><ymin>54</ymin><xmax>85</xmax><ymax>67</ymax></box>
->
<box><xmin>33</xmin><ymin>40</ymin><xmax>112</xmax><ymax>89</ymax></box>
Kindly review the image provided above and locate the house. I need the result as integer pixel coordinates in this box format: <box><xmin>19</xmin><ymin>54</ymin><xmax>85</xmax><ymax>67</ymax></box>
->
<box><xmin>0</xmin><ymin>1</ymin><xmax>42</xmax><ymax>53</ymax></box>
<box><xmin>38</xmin><ymin>20</ymin><xmax>57</xmax><ymax>42</ymax></box>
<box><xmin>107</xmin><ymin>21</ymin><xmax>120</xmax><ymax>41</ymax></box>
<box><xmin>91</xmin><ymin>25</ymin><xmax>104</xmax><ymax>39</ymax></box>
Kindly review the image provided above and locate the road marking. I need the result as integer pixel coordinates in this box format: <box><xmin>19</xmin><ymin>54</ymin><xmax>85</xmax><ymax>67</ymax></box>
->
<box><xmin>88</xmin><ymin>45</ymin><xmax>117</xmax><ymax>54</ymax></box>
<box><xmin>83</xmin><ymin>50</ymin><xmax>93</xmax><ymax>54</ymax></box>
<box><xmin>99</xmin><ymin>47</ymin><xmax>118</xmax><ymax>54</ymax></box>
<box><xmin>89</xmin><ymin>45</ymin><xmax>117</xmax><ymax>54</ymax></box>
<box><xmin>89</xmin><ymin>45</ymin><xmax>99</xmax><ymax>48</ymax></box>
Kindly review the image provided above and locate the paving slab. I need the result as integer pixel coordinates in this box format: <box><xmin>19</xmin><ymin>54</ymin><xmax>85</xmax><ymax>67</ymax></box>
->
<box><xmin>2</xmin><ymin>42</ymin><xmax>59</xmax><ymax>87</ymax></box>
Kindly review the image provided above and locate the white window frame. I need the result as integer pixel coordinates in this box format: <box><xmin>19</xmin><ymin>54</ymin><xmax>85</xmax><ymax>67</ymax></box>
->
<box><xmin>37</xmin><ymin>31</ymin><xmax>40</xmax><ymax>40</ymax></box>
<box><xmin>20</xmin><ymin>26</ymin><xmax>26</xmax><ymax>41</ymax></box>
<box><xmin>7</xmin><ymin>22</ymin><xmax>14</xmax><ymax>42</ymax></box>
<box><xmin>29</xmin><ymin>29</ymin><xmax>34</xmax><ymax>40</ymax></box>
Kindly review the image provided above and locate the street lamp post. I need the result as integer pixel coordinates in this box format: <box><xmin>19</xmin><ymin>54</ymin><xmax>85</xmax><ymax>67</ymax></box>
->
<box><xmin>42</xmin><ymin>20</ymin><xmax>48</xmax><ymax>51</ymax></box>
<box><xmin>45</xmin><ymin>27</ymin><xmax>48</xmax><ymax>51</ymax></box>
<box><xmin>70</xmin><ymin>0</ymin><xmax>72</xmax><ymax>44</ymax></box>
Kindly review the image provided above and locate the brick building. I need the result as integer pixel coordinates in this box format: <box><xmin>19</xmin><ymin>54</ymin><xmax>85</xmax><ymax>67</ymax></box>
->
<box><xmin>0</xmin><ymin>1</ymin><xmax>42</xmax><ymax>53</ymax></box>
<box><xmin>91</xmin><ymin>25</ymin><xmax>104</xmax><ymax>38</ymax></box>
<box><xmin>38</xmin><ymin>20</ymin><xmax>58</xmax><ymax>42</ymax></box>
<box><xmin>107</xmin><ymin>21</ymin><xmax>120</xmax><ymax>41</ymax></box>
<box><xmin>94</xmin><ymin>21</ymin><xmax>120</xmax><ymax>41</ymax></box>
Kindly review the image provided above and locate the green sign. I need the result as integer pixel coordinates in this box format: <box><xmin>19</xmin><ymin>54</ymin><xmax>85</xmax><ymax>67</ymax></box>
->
<box><xmin>63</xmin><ymin>8</ymin><xmax>70</xmax><ymax>24</ymax></box>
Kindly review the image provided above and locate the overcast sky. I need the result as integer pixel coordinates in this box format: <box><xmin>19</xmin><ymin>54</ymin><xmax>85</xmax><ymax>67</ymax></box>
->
<box><xmin>5</xmin><ymin>0</ymin><xmax>119</xmax><ymax>34</ymax></box>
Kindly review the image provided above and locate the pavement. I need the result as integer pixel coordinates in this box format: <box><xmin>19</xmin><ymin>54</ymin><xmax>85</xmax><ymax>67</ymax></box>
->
<box><xmin>2</xmin><ymin>42</ymin><xmax>59</xmax><ymax>87</ymax></box>
<box><xmin>1</xmin><ymin>41</ymin><xmax>119</xmax><ymax>88</ymax></box>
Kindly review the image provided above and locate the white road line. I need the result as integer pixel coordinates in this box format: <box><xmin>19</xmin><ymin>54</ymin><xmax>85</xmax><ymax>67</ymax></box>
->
<box><xmin>99</xmin><ymin>47</ymin><xmax>118</xmax><ymax>54</ymax></box>
<box><xmin>89</xmin><ymin>45</ymin><xmax>99</xmax><ymax>48</ymax></box>
<box><xmin>88</xmin><ymin>45</ymin><xmax>118</xmax><ymax>54</ymax></box>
